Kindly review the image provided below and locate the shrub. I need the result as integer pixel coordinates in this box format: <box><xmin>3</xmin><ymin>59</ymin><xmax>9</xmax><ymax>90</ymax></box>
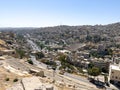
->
<box><xmin>16</xmin><ymin>49</ymin><xmax>25</xmax><ymax>59</ymax></box>
<box><xmin>27</xmin><ymin>59</ymin><xmax>33</xmax><ymax>65</ymax></box>
<box><xmin>5</xmin><ymin>78</ymin><xmax>9</xmax><ymax>81</ymax></box>
<box><xmin>13</xmin><ymin>78</ymin><xmax>18</xmax><ymax>82</ymax></box>
<box><xmin>35</xmin><ymin>52</ymin><xmax>45</xmax><ymax>59</ymax></box>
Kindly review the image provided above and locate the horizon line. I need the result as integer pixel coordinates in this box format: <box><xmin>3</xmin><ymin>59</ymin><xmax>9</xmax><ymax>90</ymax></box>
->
<box><xmin>0</xmin><ymin>22</ymin><xmax>119</xmax><ymax>28</ymax></box>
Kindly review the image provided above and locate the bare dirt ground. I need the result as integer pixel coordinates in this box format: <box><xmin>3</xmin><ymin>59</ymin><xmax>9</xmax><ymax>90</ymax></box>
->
<box><xmin>57</xmin><ymin>87</ymin><xmax>74</xmax><ymax>90</ymax></box>
<box><xmin>0</xmin><ymin>66</ymin><xmax>22</xmax><ymax>90</ymax></box>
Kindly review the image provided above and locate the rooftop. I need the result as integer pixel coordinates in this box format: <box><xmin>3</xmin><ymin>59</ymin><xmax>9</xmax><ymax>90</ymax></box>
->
<box><xmin>110</xmin><ymin>64</ymin><xmax>120</xmax><ymax>71</ymax></box>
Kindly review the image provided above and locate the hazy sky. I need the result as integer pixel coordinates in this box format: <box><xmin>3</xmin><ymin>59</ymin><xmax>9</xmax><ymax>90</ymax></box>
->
<box><xmin>0</xmin><ymin>0</ymin><xmax>120</xmax><ymax>27</ymax></box>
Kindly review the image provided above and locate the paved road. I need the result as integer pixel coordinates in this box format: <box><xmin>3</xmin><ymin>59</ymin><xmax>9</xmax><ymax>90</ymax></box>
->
<box><xmin>30</xmin><ymin>55</ymin><xmax>47</xmax><ymax>69</ymax></box>
<box><xmin>26</xmin><ymin>36</ymin><xmax>100</xmax><ymax>90</ymax></box>
<box><xmin>27</xmin><ymin>39</ymin><xmax>41</xmax><ymax>52</ymax></box>
<box><xmin>64</xmin><ymin>72</ymin><xmax>90</xmax><ymax>84</ymax></box>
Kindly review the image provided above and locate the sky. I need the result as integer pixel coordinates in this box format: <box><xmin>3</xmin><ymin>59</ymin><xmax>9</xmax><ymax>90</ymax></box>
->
<box><xmin>0</xmin><ymin>0</ymin><xmax>120</xmax><ymax>27</ymax></box>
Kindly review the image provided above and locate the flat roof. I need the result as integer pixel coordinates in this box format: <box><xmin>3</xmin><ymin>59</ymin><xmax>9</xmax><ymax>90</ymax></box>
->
<box><xmin>110</xmin><ymin>64</ymin><xmax>120</xmax><ymax>71</ymax></box>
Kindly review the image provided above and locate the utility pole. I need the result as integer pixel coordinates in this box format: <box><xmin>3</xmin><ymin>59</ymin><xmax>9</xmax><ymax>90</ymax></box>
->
<box><xmin>52</xmin><ymin>67</ymin><xmax>56</xmax><ymax>83</ymax></box>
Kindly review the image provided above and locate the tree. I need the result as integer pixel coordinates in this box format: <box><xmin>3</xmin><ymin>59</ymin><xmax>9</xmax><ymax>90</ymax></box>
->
<box><xmin>88</xmin><ymin>62</ymin><xmax>94</xmax><ymax>68</ymax></box>
<box><xmin>108</xmin><ymin>49</ymin><xmax>113</xmax><ymax>55</ymax></box>
<box><xmin>58</xmin><ymin>54</ymin><xmax>75</xmax><ymax>73</ymax></box>
<box><xmin>46</xmin><ymin>46</ymin><xmax>52</xmax><ymax>51</ymax></box>
<box><xmin>93</xmin><ymin>35</ymin><xmax>101</xmax><ymax>43</ymax></box>
<box><xmin>39</xmin><ymin>43</ymin><xmax>45</xmax><ymax>50</ymax></box>
<box><xmin>101</xmin><ymin>67</ymin><xmax>108</xmax><ymax>73</ymax></box>
<box><xmin>104</xmin><ymin>74</ymin><xmax>108</xmax><ymax>83</ymax></box>
<box><xmin>88</xmin><ymin>67</ymin><xmax>101</xmax><ymax>78</ymax></box>
<box><xmin>58</xmin><ymin>54</ymin><xmax>66</xmax><ymax>63</ymax></box>
<box><xmin>36</xmin><ymin>42</ymin><xmax>45</xmax><ymax>50</ymax></box>
<box><xmin>35</xmin><ymin>52</ymin><xmax>44</xmax><ymax>59</ymax></box>
<box><xmin>16</xmin><ymin>49</ymin><xmax>25</xmax><ymax>59</ymax></box>
<box><xmin>86</xmin><ymin>35</ymin><xmax>92</xmax><ymax>42</ymax></box>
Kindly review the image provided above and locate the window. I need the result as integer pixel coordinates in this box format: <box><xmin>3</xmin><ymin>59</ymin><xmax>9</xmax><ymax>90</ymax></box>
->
<box><xmin>112</xmin><ymin>71</ymin><xmax>114</xmax><ymax>73</ymax></box>
<box><xmin>112</xmin><ymin>76</ymin><xmax>114</xmax><ymax>78</ymax></box>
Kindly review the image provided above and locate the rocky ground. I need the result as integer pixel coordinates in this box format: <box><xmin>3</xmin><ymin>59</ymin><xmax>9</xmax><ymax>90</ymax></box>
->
<box><xmin>0</xmin><ymin>66</ymin><xmax>22</xmax><ymax>90</ymax></box>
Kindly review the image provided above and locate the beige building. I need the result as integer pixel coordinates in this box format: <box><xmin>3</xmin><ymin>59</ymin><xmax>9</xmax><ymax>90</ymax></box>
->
<box><xmin>92</xmin><ymin>59</ymin><xmax>110</xmax><ymax>71</ymax></box>
<box><xmin>109</xmin><ymin>64</ymin><xmax>120</xmax><ymax>82</ymax></box>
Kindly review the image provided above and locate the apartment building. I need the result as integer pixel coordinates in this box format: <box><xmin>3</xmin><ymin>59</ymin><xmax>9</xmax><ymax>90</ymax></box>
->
<box><xmin>109</xmin><ymin>64</ymin><xmax>120</xmax><ymax>82</ymax></box>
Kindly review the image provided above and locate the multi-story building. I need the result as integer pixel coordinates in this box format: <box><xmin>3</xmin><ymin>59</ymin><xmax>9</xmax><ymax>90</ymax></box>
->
<box><xmin>109</xmin><ymin>64</ymin><xmax>120</xmax><ymax>82</ymax></box>
<box><xmin>91</xmin><ymin>59</ymin><xmax>110</xmax><ymax>71</ymax></box>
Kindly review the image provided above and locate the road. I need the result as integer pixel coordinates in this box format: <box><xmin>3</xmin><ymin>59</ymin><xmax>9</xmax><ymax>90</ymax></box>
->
<box><xmin>30</xmin><ymin>55</ymin><xmax>47</xmax><ymax>69</ymax></box>
<box><xmin>27</xmin><ymin>39</ymin><xmax>41</xmax><ymax>52</ymax></box>
<box><xmin>25</xmin><ymin>35</ymin><xmax>101</xmax><ymax>90</ymax></box>
<box><xmin>64</xmin><ymin>72</ymin><xmax>90</xmax><ymax>84</ymax></box>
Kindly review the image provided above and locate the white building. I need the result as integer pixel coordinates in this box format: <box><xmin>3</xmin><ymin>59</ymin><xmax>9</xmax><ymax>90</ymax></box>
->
<box><xmin>58</xmin><ymin>50</ymin><xmax>71</xmax><ymax>54</ymax></box>
<box><xmin>109</xmin><ymin>64</ymin><xmax>120</xmax><ymax>82</ymax></box>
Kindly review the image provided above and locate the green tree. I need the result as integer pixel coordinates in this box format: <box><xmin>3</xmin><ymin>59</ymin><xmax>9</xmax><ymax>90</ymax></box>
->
<box><xmin>88</xmin><ymin>67</ymin><xmax>101</xmax><ymax>78</ymax></box>
<box><xmin>58</xmin><ymin>54</ymin><xmax>66</xmax><ymax>62</ymax></box>
<box><xmin>39</xmin><ymin>43</ymin><xmax>45</xmax><ymax>50</ymax></box>
<box><xmin>58</xmin><ymin>54</ymin><xmax>75</xmax><ymax>73</ymax></box>
<box><xmin>16</xmin><ymin>49</ymin><xmax>25</xmax><ymax>59</ymax></box>
<box><xmin>86</xmin><ymin>35</ymin><xmax>92</xmax><ymax>41</ymax></box>
<box><xmin>101</xmin><ymin>67</ymin><xmax>108</xmax><ymax>73</ymax></box>
<box><xmin>104</xmin><ymin>74</ymin><xmax>108</xmax><ymax>83</ymax></box>
<box><xmin>36</xmin><ymin>42</ymin><xmax>45</xmax><ymax>50</ymax></box>
<box><xmin>46</xmin><ymin>46</ymin><xmax>52</xmax><ymax>51</ymax></box>
<box><xmin>93</xmin><ymin>35</ymin><xmax>101</xmax><ymax>43</ymax></box>
<box><xmin>35</xmin><ymin>52</ymin><xmax>45</xmax><ymax>59</ymax></box>
<box><xmin>88</xmin><ymin>62</ymin><xmax>94</xmax><ymax>68</ymax></box>
<box><xmin>108</xmin><ymin>49</ymin><xmax>113</xmax><ymax>55</ymax></box>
